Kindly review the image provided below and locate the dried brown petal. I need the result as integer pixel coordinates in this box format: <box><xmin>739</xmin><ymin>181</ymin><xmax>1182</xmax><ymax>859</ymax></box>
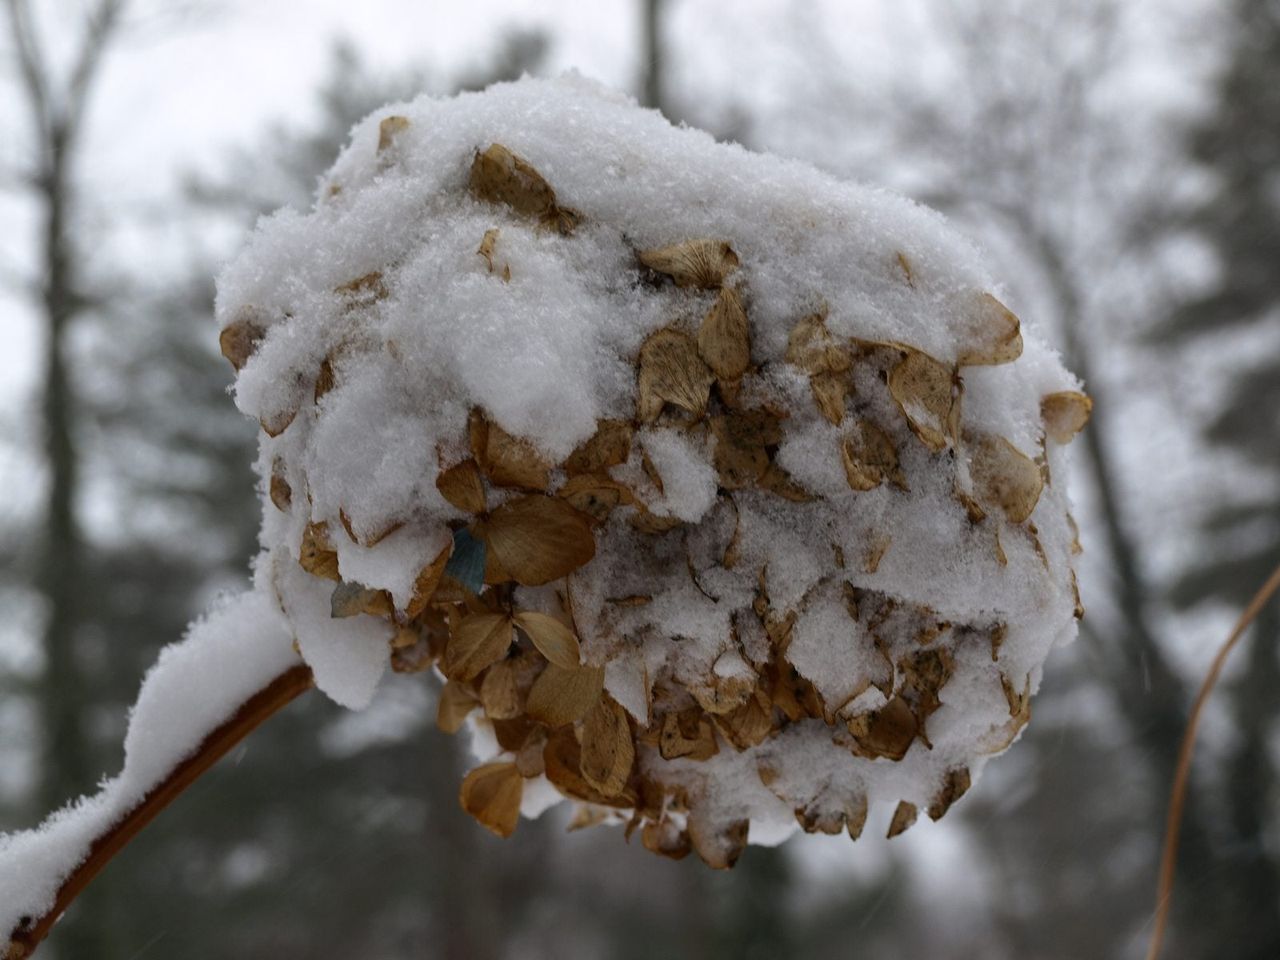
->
<box><xmin>330</xmin><ymin>581</ymin><xmax>394</xmax><ymax>619</ymax></box>
<box><xmin>437</xmin><ymin>459</ymin><xmax>487</xmax><ymax>514</ymax></box>
<box><xmin>641</xmin><ymin>818</ymin><xmax>692</xmax><ymax>860</ymax></box>
<box><xmin>842</xmin><ymin>419</ymin><xmax>906</xmax><ymax>491</ymax></box>
<box><xmin>477</xmin><ymin>227</ymin><xmax>500</xmax><ymax>272</ymax></box>
<box><xmin>471</xmin><ymin>414</ymin><xmax>551</xmax><ymax>492</ymax></box>
<box><xmin>863</xmin><ymin>535</ymin><xmax>892</xmax><ymax>574</ymax></box>
<box><xmin>480</xmin><ymin>659</ymin><xmax>522</xmax><ymax>719</ymax></box>
<box><xmin>688</xmin><ymin>813</ymin><xmax>748</xmax><ymax>870</ymax></box>
<box><xmin>314</xmin><ymin>355</ymin><xmax>336</xmax><ymax>402</ymax></box>
<box><xmin>557</xmin><ymin>474</ymin><xmax>634</xmax><ymax>524</ymax></box>
<box><xmin>846</xmin><ymin>695</ymin><xmax>917</xmax><ymax>761</ymax></box>
<box><xmin>459</xmin><ymin>762</ymin><xmax>523</xmax><ymax>838</ymax></box>
<box><xmin>299</xmin><ymin>522</ymin><xmax>341</xmax><ymax>581</ymax></box>
<box><xmin>219</xmin><ymin>308</ymin><xmax>267</xmax><ymax>371</ymax></box>
<box><xmin>758</xmin><ymin>463</ymin><xmax>817</xmax><ymax>502</ymax></box>
<box><xmin>269</xmin><ymin>463</ymin><xmax>292</xmax><ymax>512</ymax></box>
<box><xmin>1041</xmin><ymin>390</ymin><xmax>1093</xmax><ymax>444</ymax></box>
<box><xmin>846</xmin><ymin>795</ymin><xmax>869</xmax><ymax>840</ymax></box>
<box><xmin>637</xmin><ymin>328</ymin><xmax>715</xmax><ymax>422</ymax></box>
<box><xmin>526</xmin><ymin>663</ymin><xmax>605</xmax><ymax>727</ymax></box>
<box><xmin>543</xmin><ymin>727</ymin><xmax>636</xmax><ymax>808</ymax></box>
<box><xmin>810</xmin><ymin>371</ymin><xmax>850</xmax><ymax>425</ymax></box>
<box><xmin>334</xmin><ymin>271</ymin><xmax>389</xmax><ymax>306</ymax></box>
<box><xmin>697</xmin><ymin>287</ymin><xmax>751</xmax><ymax>380</ymax></box>
<box><xmin>405</xmin><ymin>543</ymin><xmax>452</xmax><ymax>619</ymax></box>
<box><xmin>888</xmin><ymin>348</ymin><xmax>960</xmax><ymax>452</ymax></box>
<box><xmin>638</xmin><ymin>239</ymin><xmax>740</xmax><ymax>289</ymax></box>
<box><xmin>659</xmin><ymin>708</ymin><xmax>720</xmax><ymax>761</ymax></box>
<box><xmin>469</xmin><ymin>143</ymin><xmax>558</xmax><ymax>220</ymax></box>
<box><xmin>377</xmin><ymin>115</ymin><xmax>409</xmax><ymax>153</ymax></box>
<box><xmin>785</xmin><ymin>312</ymin><xmax>851</xmax><ymax>376</ymax></box>
<box><xmin>479</xmin><ymin>495</ymin><xmax>596</xmax><ymax>586</ymax></box>
<box><xmin>927</xmin><ymin>766</ymin><xmax>972</xmax><ymax>820</ymax></box>
<box><xmin>580</xmin><ymin>696</ymin><xmax>635</xmax><ymax>797</ymax></box>
<box><xmin>437</xmin><ymin>679</ymin><xmax>480</xmax><ymax>733</ymax></box>
<box><xmin>956</xmin><ymin>292</ymin><xmax>1023</xmax><ymax>366</ymax></box>
<box><xmin>711</xmin><ymin>689</ymin><xmax>774</xmax><ymax>750</ymax></box>
<box><xmin>564</xmin><ymin>420</ymin><xmax>634</xmax><ymax>475</ymax></box>
<box><xmin>442</xmin><ymin>613</ymin><xmax>513</xmax><ymax>682</ymax></box>
<box><xmin>968</xmin><ymin>433</ymin><xmax>1045</xmax><ymax>524</ymax></box>
<box><xmin>887</xmin><ymin>800</ymin><xmax>918</xmax><ymax>838</ymax></box>
<box><xmin>513</xmin><ymin>611</ymin><xmax>582</xmax><ymax>669</ymax></box>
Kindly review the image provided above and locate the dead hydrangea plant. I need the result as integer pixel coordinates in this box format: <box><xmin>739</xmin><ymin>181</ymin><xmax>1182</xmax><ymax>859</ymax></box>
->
<box><xmin>3</xmin><ymin>76</ymin><xmax>1102</xmax><ymax>955</ymax></box>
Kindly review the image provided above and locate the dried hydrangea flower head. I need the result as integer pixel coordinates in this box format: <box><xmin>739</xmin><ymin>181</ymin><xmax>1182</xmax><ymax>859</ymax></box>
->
<box><xmin>217</xmin><ymin>75</ymin><xmax>1090</xmax><ymax>867</ymax></box>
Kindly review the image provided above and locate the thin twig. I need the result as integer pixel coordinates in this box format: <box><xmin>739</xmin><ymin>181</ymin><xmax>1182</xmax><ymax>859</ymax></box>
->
<box><xmin>1145</xmin><ymin>560</ymin><xmax>1280</xmax><ymax>960</ymax></box>
<box><xmin>5</xmin><ymin>664</ymin><xmax>314</xmax><ymax>960</ymax></box>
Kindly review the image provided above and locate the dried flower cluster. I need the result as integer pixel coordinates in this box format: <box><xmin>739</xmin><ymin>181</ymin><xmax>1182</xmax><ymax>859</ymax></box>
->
<box><xmin>217</xmin><ymin>76</ymin><xmax>1089</xmax><ymax>867</ymax></box>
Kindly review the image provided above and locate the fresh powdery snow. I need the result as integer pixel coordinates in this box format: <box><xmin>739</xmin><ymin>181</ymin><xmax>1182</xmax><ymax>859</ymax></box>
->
<box><xmin>0</xmin><ymin>588</ymin><xmax>299</xmax><ymax>940</ymax></box>
<box><xmin>2</xmin><ymin>71</ymin><xmax>1090</xmax><ymax>925</ymax></box>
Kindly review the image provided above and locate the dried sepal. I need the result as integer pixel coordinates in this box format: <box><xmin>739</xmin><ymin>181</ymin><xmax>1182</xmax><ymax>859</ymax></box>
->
<box><xmin>470</xmin><ymin>412</ymin><xmax>551</xmax><ymax>492</ymax></box>
<box><xmin>968</xmin><ymin>433</ymin><xmax>1045</xmax><ymax>524</ymax></box>
<box><xmin>842</xmin><ymin>419</ymin><xmax>906</xmax><ymax>492</ymax></box>
<box><xmin>758</xmin><ymin>463</ymin><xmax>816</xmax><ymax>502</ymax></box>
<box><xmin>557</xmin><ymin>474</ymin><xmax>634</xmax><ymax>524</ymax></box>
<box><xmin>637</xmin><ymin>328</ymin><xmax>715</xmax><ymax>422</ymax></box>
<box><xmin>479</xmin><ymin>658</ymin><xmax>522</xmax><ymax>719</ymax></box>
<box><xmin>269</xmin><ymin>462</ymin><xmax>292</xmax><ymax>512</ymax></box>
<box><xmin>956</xmin><ymin>292</ymin><xmax>1023</xmax><ymax>366</ymax></box>
<box><xmin>334</xmin><ymin>271</ymin><xmax>389</xmax><ymax>306</ymax></box>
<box><xmin>525</xmin><ymin>663</ymin><xmax>605</xmax><ymax>727</ymax></box>
<box><xmin>888</xmin><ymin>348</ymin><xmax>960</xmax><ymax>452</ymax></box>
<box><xmin>259</xmin><ymin>408</ymin><xmax>297</xmax><ymax>438</ymax></box>
<box><xmin>219</xmin><ymin>307</ymin><xmax>267</xmax><ymax>371</ymax></box>
<box><xmin>299</xmin><ymin>522</ymin><xmax>341</xmax><ymax>581</ymax></box>
<box><xmin>314</xmin><ymin>355</ymin><xmax>336</xmax><ymax>402</ymax></box>
<box><xmin>459</xmin><ymin>762</ymin><xmax>523</xmax><ymax>838</ymax></box>
<box><xmin>638</xmin><ymin>238</ymin><xmax>740</xmax><ymax>289</ymax></box>
<box><xmin>711</xmin><ymin>688</ymin><xmax>774</xmax><ymax>750</ymax></box>
<box><xmin>863</xmin><ymin>535</ymin><xmax>891</xmax><ymax>574</ymax></box>
<box><xmin>543</xmin><ymin>726</ymin><xmax>636</xmax><ymax>808</ymax></box>
<box><xmin>641</xmin><ymin>817</ymin><xmax>692</xmax><ymax>860</ymax></box>
<box><xmin>810</xmin><ymin>371</ymin><xmax>850</xmax><ymax>425</ymax></box>
<box><xmin>688</xmin><ymin>813</ymin><xmax>748</xmax><ymax>870</ymax></box>
<box><xmin>330</xmin><ymin>581</ymin><xmax>394</xmax><ymax>619</ymax></box>
<box><xmin>580</xmin><ymin>696</ymin><xmax>635</xmax><ymax>797</ymax></box>
<box><xmin>710</xmin><ymin>410</ymin><xmax>781</xmax><ymax>489</ymax></box>
<box><xmin>437</xmin><ymin>679</ymin><xmax>480</xmax><ymax>733</ymax></box>
<box><xmin>845</xmin><ymin>695</ymin><xmax>917</xmax><ymax>761</ymax></box>
<box><xmin>886</xmin><ymin>800</ymin><xmax>918</xmax><ymax>838</ymax></box>
<box><xmin>443</xmin><ymin>612</ymin><xmax>513</xmax><ymax>681</ymax></box>
<box><xmin>377</xmin><ymin>115</ymin><xmax>409</xmax><ymax>154</ymax></box>
<box><xmin>469</xmin><ymin>143</ymin><xmax>560</xmax><ymax>223</ymax></box>
<box><xmin>697</xmin><ymin>287</ymin><xmax>751</xmax><ymax>380</ymax></box>
<box><xmin>564</xmin><ymin>420</ymin><xmax>634</xmax><ymax>475</ymax></box>
<box><xmin>927</xmin><ymin>766</ymin><xmax>972</xmax><ymax>820</ymax></box>
<box><xmin>659</xmin><ymin>708</ymin><xmax>720</xmax><ymax>761</ymax></box>
<box><xmin>436</xmin><ymin>459</ymin><xmax>487</xmax><ymax>514</ymax></box>
<box><xmin>513</xmin><ymin>611</ymin><xmax>582</xmax><ymax>668</ymax></box>
<box><xmin>478</xmin><ymin>495</ymin><xmax>596</xmax><ymax>586</ymax></box>
<box><xmin>1041</xmin><ymin>390</ymin><xmax>1093</xmax><ymax>444</ymax></box>
<box><xmin>477</xmin><ymin>228</ymin><xmax>500</xmax><ymax>272</ymax></box>
<box><xmin>785</xmin><ymin>312</ymin><xmax>851</xmax><ymax>376</ymax></box>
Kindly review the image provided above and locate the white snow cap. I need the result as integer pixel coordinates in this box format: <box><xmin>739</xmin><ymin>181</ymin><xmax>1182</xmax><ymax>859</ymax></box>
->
<box><xmin>215</xmin><ymin>73</ymin><xmax>1089</xmax><ymax>863</ymax></box>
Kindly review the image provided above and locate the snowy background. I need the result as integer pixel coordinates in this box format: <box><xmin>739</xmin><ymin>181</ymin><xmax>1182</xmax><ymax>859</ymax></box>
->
<box><xmin>1</xmin><ymin>1</ymin><xmax>1277</xmax><ymax>958</ymax></box>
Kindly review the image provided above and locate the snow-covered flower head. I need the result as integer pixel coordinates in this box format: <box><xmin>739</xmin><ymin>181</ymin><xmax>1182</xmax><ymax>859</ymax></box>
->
<box><xmin>216</xmin><ymin>74</ymin><xmax>1089</xmax><ymax>866</ymax></box>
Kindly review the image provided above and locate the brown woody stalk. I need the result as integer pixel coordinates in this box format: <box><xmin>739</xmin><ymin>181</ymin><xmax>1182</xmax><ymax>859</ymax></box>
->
<box><xmin>5</xmin><ymin>664</ymin><xmax>315</xmax><ymax>960</ymax></box>
<box><xmin>1145</xmin><ymin>560</ymin><xmax>1280</xmax><ymax>960</ymax></box>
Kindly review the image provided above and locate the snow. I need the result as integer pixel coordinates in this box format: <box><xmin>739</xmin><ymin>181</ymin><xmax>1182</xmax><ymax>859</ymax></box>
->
<box><xmin>0</xmin><ymin>589</ymin><xmax>300</xmax><ymax>940</ymax></box>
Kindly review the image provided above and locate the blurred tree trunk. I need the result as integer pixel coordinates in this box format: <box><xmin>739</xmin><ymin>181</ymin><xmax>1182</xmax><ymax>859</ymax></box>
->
<box><xmin>5</xmin><ymin>0</ymin><xmax>126</xmax><ymax>953</ymax></box>
<box><xmin>639</xmin><ymin>0</ymin><xmax>666</xmax><ymax>116</ymax></box>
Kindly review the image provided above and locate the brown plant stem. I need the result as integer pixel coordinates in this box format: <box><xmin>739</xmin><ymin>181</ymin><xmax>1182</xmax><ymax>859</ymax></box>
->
<box><xmin>5</xmin><ymin>663</ymin><xmax>315</xmax><ymax>960</ymax></box>
<box><xmin>1146</xmin><ymin>561</ymin><xmax>1280</xmax><ymax>960</ymax></box>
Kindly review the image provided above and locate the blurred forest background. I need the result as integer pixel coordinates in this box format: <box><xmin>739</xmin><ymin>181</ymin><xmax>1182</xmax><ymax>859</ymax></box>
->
<box><xmin>1</xmin><ymin>0</ymin><xmax>1277</xmax><ymax>957</ymax></box>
